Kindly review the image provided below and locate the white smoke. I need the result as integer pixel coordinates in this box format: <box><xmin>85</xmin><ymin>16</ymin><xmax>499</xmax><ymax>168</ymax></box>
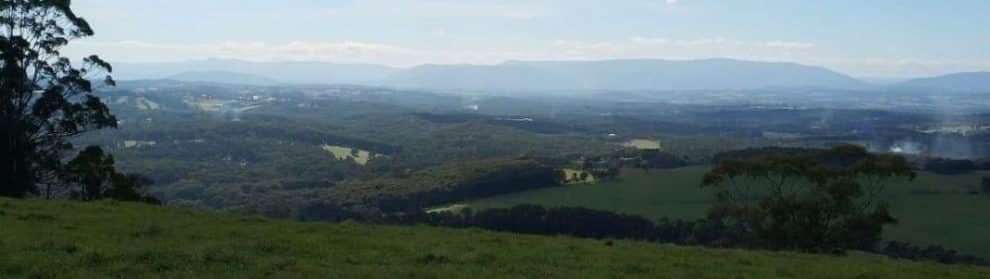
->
<box><xmin>889</xmin><ymin>140</ymin><xmax>925</xmax><ymax>155</ymax></box>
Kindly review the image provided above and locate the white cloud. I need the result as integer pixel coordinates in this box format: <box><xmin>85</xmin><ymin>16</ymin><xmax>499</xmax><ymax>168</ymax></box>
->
<box><xmin>630</xmin><ymin>36</ymin><xmax>812</xmax><ymax>48</ymax></box>
<box><xmin>630</xmin><ymin>36</ymin><xmax>670</xmax><ymax>45</ymax></box>
<box><xmin>665</xmin><ymin>0</ymin><xmax>679</xmax><ymax>5</ymax></box>
<box><xmin>629</xmin><ymin>36</ymin><xmax>734</xmax><ymax>46</ymax></box>
<box><xmin>673</xmin><ymin>37</ymin><xmax>729</xmax><ymax>46</ymax></box>
<box><xmin>629</xmin><ymin>36</ymin><xmax>742</xmax><ymax>47</ymax></box>
<box><xmin>326</xmin><ymin>0</ymin><xmax>546</xmax><ymax>19</ymax></box>
<box><xmin>765</xmin><ymin>40</ymin><xmax>815</xmax><ymax>49</ymax></box>
<box><xmin>69</xmin><ymin>40</ymin><xmax>525</xmax><ymax>66</ymax></box>
<box><xmin>70</xmin><ymin>36</ymin><xmax>815</xmax><ymax>66</ymax></box>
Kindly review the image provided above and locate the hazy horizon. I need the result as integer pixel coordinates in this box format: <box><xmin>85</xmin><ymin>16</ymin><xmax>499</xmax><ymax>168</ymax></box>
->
<box><xmin>64</xmin><ymin>0</ymin><xmax>990</xmax><ymax>79</ymax></box>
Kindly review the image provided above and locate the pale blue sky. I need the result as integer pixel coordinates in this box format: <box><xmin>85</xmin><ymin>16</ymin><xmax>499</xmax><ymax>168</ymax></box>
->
<box><xmin>65</xmin><ymin>0</ymin><xmax>990</xmax><ymax>77</ymax></box>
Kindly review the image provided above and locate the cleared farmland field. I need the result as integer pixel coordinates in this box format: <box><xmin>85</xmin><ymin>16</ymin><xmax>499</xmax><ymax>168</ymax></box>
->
<box><xmin>562</xmin><ymin>168</ymin><xmax>596</xmax><ymax>184</ymax></box>
<box><xmin>322</xmin><ymin>145</ymin><xmax>373</xmax><ymax>165</ymax></box>
<box><xmin>623</xmin><ymin>139</ymin><xmax>662</xmax><ymax>150</ymax></box>
<box><xmin>461</xmin><ymin>166</ymin><xmax>990</xmax><ymax>257</ymax></box>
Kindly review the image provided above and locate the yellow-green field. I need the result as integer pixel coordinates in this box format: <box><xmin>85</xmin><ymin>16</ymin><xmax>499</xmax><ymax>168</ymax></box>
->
<box><xmin>623</xmin><ymin>139</ymin><xmax>662</xmax><ymax>150</ymax></box>
<box><xmin>133</xmin><ymin>97</ymin><xmax>160</xmax><ymax>110</ymax></box>
<box><xmin>1</xmin><ymin>198</ymin><xmax>987</xmax><ymax>278</ymax></box>
<box><xmin>184</xmin><ymin>99</ymin><xmax>227</xmax><ymax>112</ymax></box>
<box><xmin>122</xmin><ymin>140</ymin><xmax>157</xmax><ymax>149</ymax></box>
<box><xmin>562</xmin><ymin>168</ymin><xmax>596</xmax><ymax>184</ymax></box>
<box><xmin>321</xmin><ymin>145</ymin><xmax>373</xmax><ymax>165</ymax></box>
<box><xmin>426</xmin><ymin>203</ymin><xmax>469</xmax><ymax>213</ymax></box>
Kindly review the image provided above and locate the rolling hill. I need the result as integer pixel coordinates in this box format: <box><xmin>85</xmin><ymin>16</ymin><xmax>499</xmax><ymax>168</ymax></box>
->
<box><xmin>1</xmin><ymin>198</ymin><xmax>987</xmax><ymax>278</ymax></box>
<box><xmin>894</xmin><ymin>72</ymin><xmax>990</xmax><ymax>92</ymax></box>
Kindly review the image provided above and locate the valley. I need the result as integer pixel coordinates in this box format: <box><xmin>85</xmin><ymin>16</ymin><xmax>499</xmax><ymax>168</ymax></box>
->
<box><xmin>4</xmin><ymin>1</ymin><xmax>990</xmax><ymax>277</ymax></box>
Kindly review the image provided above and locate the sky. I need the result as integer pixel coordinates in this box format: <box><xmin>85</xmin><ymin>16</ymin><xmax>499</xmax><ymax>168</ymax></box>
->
<box><xmin>63</xmin><ymin>0</ymin><xmax>990</xmax><ymax>78</ymax></box>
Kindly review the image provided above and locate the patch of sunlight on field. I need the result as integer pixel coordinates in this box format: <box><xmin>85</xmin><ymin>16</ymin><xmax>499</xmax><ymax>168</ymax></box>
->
<box><xmin>134</xmin><ymin>97</ymin><xmax>160</xmax><ymax>110</ymax></box>
<box><xmin>322</xmin><ymin>145</ymin><xmax>373</xmax><ymax>165</ymax></box>
<box><xmin>185</xmin><ymin>99</ymin><xmax>227</xmax><ymax>112</ymax></box>
<box><xmin>563</xmin><ymin>168</ymin><xmax>596</xmax><ymax>184</ymax></box>
<box><xmin>624</xmin><ymin>139</ymin><xmax>662</xmax><ymax>150</ymax></box>
<box><xmin>123</xmin><ymin>140</ymin><xmax>157</xmax><ymax>148</ymax></box>
<box><xmin>426</xmin><ymin>203</ymin><xmax>468</xmax><ymax>213</ymax></box>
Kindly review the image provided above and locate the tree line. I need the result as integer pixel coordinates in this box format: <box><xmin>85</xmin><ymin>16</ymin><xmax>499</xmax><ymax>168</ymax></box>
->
<box><xmin>379</xmin><ymin>204</ymin><xmax>987</xmax><ymax>266</ymax></box>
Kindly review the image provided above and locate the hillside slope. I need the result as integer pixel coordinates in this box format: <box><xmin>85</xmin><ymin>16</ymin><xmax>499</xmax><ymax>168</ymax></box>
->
<box><xmin>0</xmin><ymin>198</ymin><xmax>986</xmax><ymax>278</ymax></box>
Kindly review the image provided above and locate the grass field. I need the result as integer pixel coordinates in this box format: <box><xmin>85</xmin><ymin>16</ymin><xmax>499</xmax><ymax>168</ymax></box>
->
<box><xmin>623</xmin><ymin>139</ymin><xmax>662</xmax><ymax>150</ymax></box>
<box><xmin>462</xmin><ymin>166</ymin><xmax>990</xmax><ymax>258</ymax></box>
<box><xmin>562</xmin><ymin>168</ymin><xmax>596</xmax><ymax>184</ymax></box>
<box><xmin>1</xmin><ymin>198</ymin><xmax>987</xmax><ymax>278</ymax></box>
<box><xmin>322</xmin><ymin>145</ymin><xmax>373</xmax><ymax>165</ymax></box>
<box><xmin>185</xmin><ymin>98</ymin><xmax>227</xmax><ymax>112</ymax></box>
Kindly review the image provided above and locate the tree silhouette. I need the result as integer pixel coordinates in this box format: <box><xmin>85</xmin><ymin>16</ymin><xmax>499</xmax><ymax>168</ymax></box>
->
<box><xmin>1</xmin><ymin>0</ymin><xmax>116</xmax><ymax>197</ymax></box>
<box><xmin>65</xmin><ymin>146</ymin><xmax>115</xmax><ymax>201</ymax></box>
<box><xmin>701</xmin><ymin>145</ymin><xmax>915</xmax><ymax>253</ymax></box>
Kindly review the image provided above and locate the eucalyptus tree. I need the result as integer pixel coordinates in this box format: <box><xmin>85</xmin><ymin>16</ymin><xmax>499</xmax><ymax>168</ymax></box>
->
<box><xmin>1</xmin><ymin>0</ymin><xmax>116</xmax><ymax>197</ymax></box>
<box><xmin>701</xmin><ymin>145</ymin><xmax>915</xmax><ymax>253</ymax></box>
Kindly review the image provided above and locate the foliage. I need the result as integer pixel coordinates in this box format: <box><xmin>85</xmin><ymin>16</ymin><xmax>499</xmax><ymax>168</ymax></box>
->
<box><xmin>77</xmin><ymin>87</ymin><xmax>613</xmax><ymax>209</ymax></box>
<box><xmin>336</xmin><ymin>158</ymin><xmax>559</xmax><ymax>212</ymax></box>
<box><xmin>65</xmin><ymin>146</ymin><xmax>116</xmax><ymax>201</ymax></box>
<box><xmin>701</xmin><ymin>145</ymin><xmax>916</xmax><ymax>253</ymax></box>
<box><xmin>64</xmin><ymin>146</ymin><xmax>158</xmax><ymax>203</ymax></box>
<box><xmin>408</xmin><ymin>205</ymin><xmax>661</xmax><ymax>240</ymax></box>
<box><xmin>711</xmin><ymin>146</ymin><xmax>817</xmax><ymax>163</ymax></box>
<box><xmin>629</xmin><ymin>149</ymin><xmax>689</xmax><ymax>169</ymax></box>
<box><xmin>0</xmin><ymin>0</ymin><xmax>116</xmax><ymax>197</ymax></box>
<box><xmin>248</xmin><ymin>158</ymin><xmax>562</xmax><ymax>220</ymax></box>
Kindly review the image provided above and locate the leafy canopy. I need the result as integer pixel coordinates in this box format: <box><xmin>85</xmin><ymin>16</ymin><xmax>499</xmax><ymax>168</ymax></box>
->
<box><xmin>701</xmin><ymin>145</ymin><xmax>915</xmax><ymax>253</ymax></box>
<box><xmin>1</xmin><ymin>0</ymin><xmax>116</xmax><ymax>197</ymax></box>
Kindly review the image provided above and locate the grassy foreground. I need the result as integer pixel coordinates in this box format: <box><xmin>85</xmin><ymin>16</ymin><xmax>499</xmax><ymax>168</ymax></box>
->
<box><xmin>1</xmin><ymin>198</ymin><xmax>988</xmax><ymax>278</ymax></box>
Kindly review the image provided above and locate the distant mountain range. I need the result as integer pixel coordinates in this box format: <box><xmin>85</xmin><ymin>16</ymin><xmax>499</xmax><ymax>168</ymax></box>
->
<box><xmin>892</xmin><ymin>72</ymin><xmax>990</xmax><ymax>92</ymax></box>
<box><xmin>386</xmin><ymin>59</ymin><xmax>866</xmax><ymax>91</ymax></box>
<box><xmin>113</xmin><ymin>58</ymin><xmax>990</xmax><ymax>93</ymax></box>
<box><xmin>166</xmin><ymin>71</ymin><xmax>281</xmax><ymax>86</ymax></box>
<box><xmin>115</xmin><ymin>59</ymin><xmax>398</xmax><ymax>84</ymax></box>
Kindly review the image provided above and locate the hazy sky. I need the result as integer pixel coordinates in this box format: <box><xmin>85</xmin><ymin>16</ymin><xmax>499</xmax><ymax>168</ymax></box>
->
<box><xmin>64</xmin><ymin>0</ymin><xmax>990</xmax><ymax>77</ymax></box>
